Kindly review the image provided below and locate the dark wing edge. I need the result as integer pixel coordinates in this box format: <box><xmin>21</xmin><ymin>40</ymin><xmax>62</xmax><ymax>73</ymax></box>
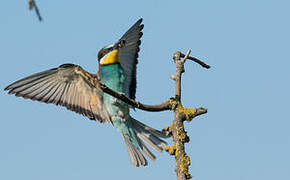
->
<box><xmin>118</xmin><ymin>18</ymin><xmax>143</xmax><ymax>100</ymax></box>
<box><xmin>4</xmin><ymin>64</ymin><xmax>111</xmax><ymax>123</ymax></box>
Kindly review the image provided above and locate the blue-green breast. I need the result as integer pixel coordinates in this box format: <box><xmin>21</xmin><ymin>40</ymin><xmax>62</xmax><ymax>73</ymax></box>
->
<box><xmin>99</xmin><ymin>63</ymin><xmax>129</xmax><ymax>118</ymax></box>
<box><xmin>99</xmin><ymin>63</ymin><xmax>138</xmax><ymax>147</ymax></box>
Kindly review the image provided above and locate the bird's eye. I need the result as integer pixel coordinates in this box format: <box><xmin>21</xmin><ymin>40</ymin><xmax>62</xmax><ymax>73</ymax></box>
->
<box><xmin>103</xmin><ymin>49</ymin><xmax>107</xmax><ymax>54</ymax></box>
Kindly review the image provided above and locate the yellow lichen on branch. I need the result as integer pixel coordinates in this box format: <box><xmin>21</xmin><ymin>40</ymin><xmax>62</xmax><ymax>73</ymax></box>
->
<box><xmin>180</xmin><ymin>153</ymin><xmax>192</xmax><ymax>179</ymax></box>
<box><xmin>179</xmin><ymin>107</ymin><xmax>197</xmax><ymax>122</ymax></box>
<box><xmin>165</xmin><ymin>143</ymin><xmax>177</xmax><ymax>156</ymax></box>
<box><xmin>169</xmin><ymin>98</ymin><xmax>179</xmax><ymax>110</ymax></box>
<box><xmin>163</xmin><ymin>123</ymin><xmax>173</xmax><ymax>136</ymax></box>
<box><xmin>164</xmin><ymin>100</ymin><xmax>194</xmax><ymax>179</ymax></box>
<box><xmin>176</xmin><ymin>105</ymin><xmax>192</xmax><ymax>179</ymax></box>
<box><xmin>163</xmin><ymin>125</ymin><xmax>172</xmax><ymax>132</ymax></box>
<box><xmin>177</xmin><ymin>125</ymin><xmax>190</xmax><ymax>143</ymax></box>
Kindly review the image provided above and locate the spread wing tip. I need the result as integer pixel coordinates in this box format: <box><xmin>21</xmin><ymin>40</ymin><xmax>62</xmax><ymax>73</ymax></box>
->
<box><xmin>4</xmin><ymin>86</ymin><xmax>10</xmax><ymax>91</ymax></box>
<box><xmin>4</xmin><ymin>64</ymin><xmax>111</xmax><ymax>123</ymax></box>
<box><xmin>137</xmin><ymin>18</ymin><xmax>143</xmax><ymax>24</ymax></box>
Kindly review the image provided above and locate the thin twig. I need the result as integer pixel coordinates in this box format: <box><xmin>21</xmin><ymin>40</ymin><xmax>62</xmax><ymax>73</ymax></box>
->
<box><xmin>181</xmin><ymin>49</ymin><xmax>191</xmax><ymax>63</ymax></box>
<box><xmin>28</xmin><ymin>0</ymin><xmax>42</xmax><ymax>21</ymax></box>
<box><xmin>99</xmin><ymin>83</ymin><xmax>172</xmax><ymax>112</ymax></box>
<box><xmin>99</xmin><ymin>81</ymin><xmax>207</xmax><ymax>117</ymax></box>
<box><xmin>179</xmin><ymin>52</ymin><xmax>210</xmax><ymax>69</ymax></box>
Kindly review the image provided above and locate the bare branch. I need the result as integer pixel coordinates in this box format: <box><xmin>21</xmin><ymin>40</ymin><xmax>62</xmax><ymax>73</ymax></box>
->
<box><xmin>168</xmin><ymin>50</ymin><xmax>209</xmax><ymax>180</ymax></box>
<box><xmin>99</xmin><ymin>83</ymin><xmax>172</xmax><ymax>112</ymax></box>
<box><xmin>181</xmin><ymin>49</ymin><xmax>191</xmax><ymax>63</ymax></box>
<box><xmin>178</xmin><ymin>52</ymin><xmax>211</xmax><ymax>69</ymax></box>
<box><xmin>28</xmin><ymin>0</ymin><xmax>42</xmax><ymax>21</ymax></box>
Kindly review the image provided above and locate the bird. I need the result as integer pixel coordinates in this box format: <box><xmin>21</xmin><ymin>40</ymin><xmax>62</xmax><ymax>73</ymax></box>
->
<box><xmin>4</xmin><ymin>18</ymin><xmax>169</xmax><ymax>166</ymax></box>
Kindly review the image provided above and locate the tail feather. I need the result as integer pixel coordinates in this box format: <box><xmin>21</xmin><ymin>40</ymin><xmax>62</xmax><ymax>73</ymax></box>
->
<box><xmin>133</xmin><ymin>118</ymin><xmax>169</xmax><ymax>151</ymax></box>
<box><xmin>132</xmin><ymin>119</ymin><xmax>170</xmax><ymax>138</ymax></box>
<box><xmin>121</xmin><ymin>118</ymin><xmax>171</xmax><ymax>166</ymax></box>
<box><xmin>135</xmin><ymin>128</ymin><xmax>164</xmax><ymax>152</ymax></box>
<box><xmin>137</xmin><ymin>137</ymin><xmax>156</xmax><ymax>161</ymax></box>
<box><xmin>121</xmin><ymin>134</ymin><xmax>147</xmax><ymax>166</ymax></box>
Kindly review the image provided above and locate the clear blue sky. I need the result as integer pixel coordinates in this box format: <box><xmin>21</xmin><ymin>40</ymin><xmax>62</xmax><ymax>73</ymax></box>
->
<box><xmin>1</xmin><ymin>1</ymin><xmax>289</xmax><ymax>180</ymax></box>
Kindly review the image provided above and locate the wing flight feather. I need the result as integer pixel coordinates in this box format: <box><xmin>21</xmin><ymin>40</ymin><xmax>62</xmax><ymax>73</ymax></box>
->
<box><xmin>5</xmin><ymin>64</ymin><xmax>111</xmax><ymax>123</ymax></box>
<box><xmin>118</xmin><ymin>18</ymin><xmax>143</xmax><ymax>100</ymax></box>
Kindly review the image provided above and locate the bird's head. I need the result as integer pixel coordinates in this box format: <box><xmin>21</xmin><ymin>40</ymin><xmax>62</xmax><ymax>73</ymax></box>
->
<box><xmin>97</xmin><ymin>39</ymin><xmax>126</xmax><ymax>66</ymax></box>
<box><xmin>97</xmin><ymin>43</ymin><xmax>120</xmax><ymax>66</ymax></box>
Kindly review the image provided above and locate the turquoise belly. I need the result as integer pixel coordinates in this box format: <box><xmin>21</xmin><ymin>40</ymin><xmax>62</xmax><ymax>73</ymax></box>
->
<box><xmin>100</xmin><ymin>63</ymin><xmax>139</xmax><ymax>147</ymax></box>
<box><xmin>99</xmin><ymin>64</ymin><xmax>129</xmax><ymax>121</ymax></box>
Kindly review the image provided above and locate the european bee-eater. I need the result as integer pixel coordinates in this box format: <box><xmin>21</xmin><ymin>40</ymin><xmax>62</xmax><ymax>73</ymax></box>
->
<box><xmin>4</xmin><ymin>18</ymin><xmax>169</xmax><ymax>166</ymax></box>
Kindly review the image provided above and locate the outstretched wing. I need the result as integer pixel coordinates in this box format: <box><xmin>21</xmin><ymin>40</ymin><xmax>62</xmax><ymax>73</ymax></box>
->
<box><xmin>4</xmin><ymin>64</ymin><xmax>111</xmax><ymax>123</ymax></box>
<box><xmin>118</xmin><ymin>18</ymin><xmax>144</xmax><ymax>100</ymax></box>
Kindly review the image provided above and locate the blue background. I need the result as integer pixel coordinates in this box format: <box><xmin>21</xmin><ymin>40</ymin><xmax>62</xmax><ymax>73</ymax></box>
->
<box><xmin>1</xmin><ymin>1</ymin><xmax>289</xmax><ymax>179</ymax></box>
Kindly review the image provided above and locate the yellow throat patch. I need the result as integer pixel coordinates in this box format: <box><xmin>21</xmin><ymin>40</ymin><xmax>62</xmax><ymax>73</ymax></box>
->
<box><xmin>100</xmin><ymin>49</ymin><xmax>120</xmax><ymax>65</ymax></box>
